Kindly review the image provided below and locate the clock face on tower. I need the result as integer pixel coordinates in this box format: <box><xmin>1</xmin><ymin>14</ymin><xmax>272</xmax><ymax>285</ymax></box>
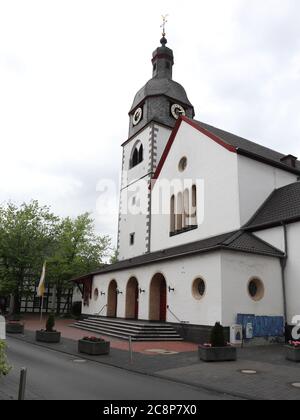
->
<box><xmin>171</xmin><ymin>103</ymin><xmax>186</xmax><ymax>119</ymax></box>
<box><xmin>132</xmin><ymin>108</ymin><xmax>143</xmax><ymax>126</ymax></box>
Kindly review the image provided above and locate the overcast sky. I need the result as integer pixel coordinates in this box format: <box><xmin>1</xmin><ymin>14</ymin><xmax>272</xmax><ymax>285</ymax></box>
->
<box><xmin>0</xmin><ymin>0</ymin><xmax>300</xmax><ymax>246</ymax></box>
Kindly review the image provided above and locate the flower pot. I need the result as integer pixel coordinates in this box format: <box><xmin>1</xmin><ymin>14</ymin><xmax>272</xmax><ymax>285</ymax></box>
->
<box><xmin>199</xmin><ymin>346</ymin><xmax>237</xmax><ymax>362</ymax></box>
<box><xmin>285</xmin><ymin>346</ymin><xmax>300</xmax><ymax>362</ymax></box>
<box><xmin>6</xmin><ymin>322</ymin><xmax>24</xmax><ymax>334</ymax></box>
<box><xmin>78</xmin><ymin>339</ymin><xmax>110</xmax><ymax>356</ymax></box>
<box><xmin>36</xmin><ymin>330</ymin><xmax>61</xmax><ymax>343</ymax></box>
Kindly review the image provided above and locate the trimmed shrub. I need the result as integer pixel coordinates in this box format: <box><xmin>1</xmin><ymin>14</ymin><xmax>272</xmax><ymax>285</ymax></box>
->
<box><xmin>210</xmin><ymin>322</ymin><xmax>226</xmax><ymax>348</ymax></box>
<box><xmin>46</xmin><ymin>313</ymin><xmax>56</xmax><ymax>332</ymax></box>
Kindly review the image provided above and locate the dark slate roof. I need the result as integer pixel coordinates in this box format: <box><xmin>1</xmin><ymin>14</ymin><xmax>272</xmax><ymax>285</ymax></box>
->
<box><xmin>73</xmin><ymin>230</ymin><xmax>284</xmax><ymax>282</ymax></box>
<box><xmin>194</xmin><ymin>120</ymin><xmax>300</xmax><ymax>173</ymax></box>
<box><xmin>130</xmin><ymin>78</ymin><xmax>193</xmax><ymax>112</ymax></box>
<box><xmin>246</xmin><ymin>181</ymin><xmax>300</xmax><ymax>230</ymax></box>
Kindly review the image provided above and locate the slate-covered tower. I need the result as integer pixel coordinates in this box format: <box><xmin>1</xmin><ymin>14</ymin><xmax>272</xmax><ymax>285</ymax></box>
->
<box><xmin>117</xmin><ymin>36</ymin><xmax>194</xmax><ymax>260</ymax></box>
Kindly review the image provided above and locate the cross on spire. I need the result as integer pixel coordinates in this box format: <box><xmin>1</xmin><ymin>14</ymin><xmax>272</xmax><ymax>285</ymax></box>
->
<box><xmin>161</xmin><ymin>14</ymin><xmax>168</xmax><ymax>38</ymax></box>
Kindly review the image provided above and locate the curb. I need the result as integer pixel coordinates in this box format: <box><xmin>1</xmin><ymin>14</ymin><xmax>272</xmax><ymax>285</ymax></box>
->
<box><xmin>7</xmin><ymin>333</ymin><xmax>255</xmax><ymax>400</ymax></box>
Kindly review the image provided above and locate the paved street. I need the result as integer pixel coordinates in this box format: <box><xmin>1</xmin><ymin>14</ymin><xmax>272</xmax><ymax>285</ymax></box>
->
<box><xmin>0</xmin><ymin>337</ymin><xmax>236</xmax><ymax>400</ymax></box>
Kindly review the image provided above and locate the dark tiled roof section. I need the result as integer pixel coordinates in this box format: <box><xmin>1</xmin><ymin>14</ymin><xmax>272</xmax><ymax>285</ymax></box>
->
<box><xmin>130</xmin><ymin>78</ymin><xmax>193</xmax><ymax>112</ymax></box>
<box><xmin>73</xmin><ymin>231</ymin><xmax>284</xmax><ymax>282</ymax></box>
<box><xmin>223</xmin><ymin>231</ymin><xmax>284</xmax><ymax>257</ymax></box>
<box><xmin>246</xmin><ymin>181</ymin><xmax>300</xmax><ymax>230</ymax></box>
<box><xmin>194</xmin><ymin>120</ymin><xmax>300</xmax><ymax>172</ymax></box>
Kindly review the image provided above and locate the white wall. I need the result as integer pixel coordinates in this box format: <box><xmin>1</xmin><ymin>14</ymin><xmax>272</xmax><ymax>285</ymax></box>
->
<box><xmin>221</xmin><ymin>251</ymin><xmax>284</xmax><ymax>326</ymax></box>
<box><xmin>82</xmin><ymin>252</ymin><xmax>223</xmax><ymax>326</ymax></box>
<box><xmin>118</xmin><ymin>175</ymin><xmax>151</xmax><ymax>260</ymax></box>
<box><xmin>285</xmin><ymin>222</ymin><xmax>300</xmax><ymax>323</ymax></box>
<box><xmin>254</xmin><ymin>227</ymin><xmax>285</xmax><ymax>252</ymax></box>
<box><xmin>151</xmin><ymin>120</ymin><xmax>241</xmax><ymax>252</ymax></box>
<box><xmin>118</xmin><ymin>123</ymin><xmax>172</xmax><ymax>260</ymax></box>
<box><xmin>237</xmin><ymin>155</ymin><xmax>297</xmax><ymax>226</ymax></box>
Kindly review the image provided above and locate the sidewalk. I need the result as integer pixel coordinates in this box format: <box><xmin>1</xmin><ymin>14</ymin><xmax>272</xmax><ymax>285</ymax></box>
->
<box><xmin>3</xmin><ymin>316</ymin><xmax>300</xmax><ymax>400</ymax></box>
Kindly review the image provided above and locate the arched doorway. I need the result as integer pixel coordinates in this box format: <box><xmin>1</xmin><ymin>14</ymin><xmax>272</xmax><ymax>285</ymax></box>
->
<box><xmin>125</xmin><ymin>277</ymin><xmax>139</xmax><ymax>320</ymax></box>
<box><xmin>149</xmin><ymin>273</ymin><xmax>167</xmax><ymax>322</ymax></box>
<box><xmin>107</xmin><ymin>280</ymin><xmax>118</xmax><ymax>318</ymax></box>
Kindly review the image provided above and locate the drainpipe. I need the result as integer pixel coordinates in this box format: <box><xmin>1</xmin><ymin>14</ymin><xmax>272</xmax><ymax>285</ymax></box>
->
<box><xmin>280</xmin><ymin>222</ymin><xmax>288</xmax><ymax>323</ymax></box>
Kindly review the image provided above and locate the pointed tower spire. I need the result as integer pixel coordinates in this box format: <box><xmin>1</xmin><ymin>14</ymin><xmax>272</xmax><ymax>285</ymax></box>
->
<box><xmin>152</xmin><ymin>15</ymin><xmax>174</xmax><ymax>79</ymax></box>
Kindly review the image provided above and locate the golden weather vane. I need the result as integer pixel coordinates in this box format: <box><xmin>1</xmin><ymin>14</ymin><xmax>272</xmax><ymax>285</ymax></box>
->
<box><xmin>161</xmin><ymin>14</ymin><xmax>169</xmax><ymax>37</ymax></box>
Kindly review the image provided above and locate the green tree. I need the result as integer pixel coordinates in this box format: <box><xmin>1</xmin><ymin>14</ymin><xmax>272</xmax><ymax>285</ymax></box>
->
<box><xmin>47</xmin><ymin>213</ymin><xmax>111</xmax><ymax>313</ymax></box>
<box><xmin>109</xmin><ymin>248</ymin><xmax>119</xmax><ymax>265</ymax></box>
<box><xmin>0</xmin><ymin>201</ymin><xmax>59</xmax><ymax>314</ymax></box>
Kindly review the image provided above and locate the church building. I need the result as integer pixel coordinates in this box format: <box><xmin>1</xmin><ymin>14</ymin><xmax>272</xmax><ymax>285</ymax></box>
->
<box><xmin>74</xmin><ymin>34</ymin><xmax>300</xmax><ymax>342</ymax></box>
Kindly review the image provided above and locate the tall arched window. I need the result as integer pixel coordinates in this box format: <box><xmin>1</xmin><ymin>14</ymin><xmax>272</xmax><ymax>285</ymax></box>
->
<box><xmin>138</xmin><ymin>144</ymin><xmax>143</xmax><ymax>163</ymax></box>
<box><xmin>176</xmin><ymin>192</ymin><xmax>183</xmax><ymax>231</ymax></box>
<box><xmin>130</xmin><ymin>141</ymin><xmax>144</xmax><ymax>169</ymax></box>
<box><xmin>184</xmin><ymin>189</ymin><xmax>190</xmax><ymax>228</ymax></box>
<box><xmin>191</xmin><ymin>185</ymin><xmax>197</xmax><ymax>226</ymax></box>
<box><xmin>170</xmin><ymin>195</ymin><xmax>175</xmax><ymax>233</ymax></box>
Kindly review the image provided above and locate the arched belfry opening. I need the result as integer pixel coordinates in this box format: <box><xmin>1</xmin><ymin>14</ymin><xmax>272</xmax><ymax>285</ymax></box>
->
<box><xmin>107</xmin><ymin>280</ymin><xmax>118</xmax><ymax>318</ymax></box>
<box><xmin>149</xmin><ymin>273</ymin><xmax>167</xmax><ymax>322</ymax></box>
<box><xmin>125</xmin><ymin>277</ymin><xmax>139</xmax><ymax>320</ymax></box>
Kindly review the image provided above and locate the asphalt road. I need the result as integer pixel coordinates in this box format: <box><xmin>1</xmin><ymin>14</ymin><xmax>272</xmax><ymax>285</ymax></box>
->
<box><xmin>0</xmin><ymin>337</ymin><xmax>236</xmax><ymax>400</ymax></box>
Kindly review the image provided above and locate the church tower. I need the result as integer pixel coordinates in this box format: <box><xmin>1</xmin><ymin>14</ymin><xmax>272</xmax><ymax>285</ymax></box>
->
<box><xmin>117</xmin><ymin>34</ymin><xmax>194</xmax><ymax>260</ymax></box>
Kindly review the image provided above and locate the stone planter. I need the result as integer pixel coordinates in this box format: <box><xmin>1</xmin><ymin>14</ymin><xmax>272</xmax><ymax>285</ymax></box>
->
<box><xmin>6</xmin><ymin>322</ymin><xmax>24</xmax><ymax>334</ymax></box>
<box><xmin>36</xmin><ymin>330</ymin><xmax>61</xmax><ymax>343</ymax></box>
<box><xmin>78</xmin><ymin>339</ymin><xmax>110</xmax><ymax>356</ymax></box>
<box><xmin>199</xmin><ymin>346</ymin><xmax>237</xmax><ymax>362</ymax></box>
<box><xmin>286</xmin><ymin>346</ymin><xmax>300</xmax><ymax>362</ymax></box>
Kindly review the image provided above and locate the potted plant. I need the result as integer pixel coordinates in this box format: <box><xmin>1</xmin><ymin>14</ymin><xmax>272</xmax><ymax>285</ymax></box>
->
<box><xmin>6</xmin><ymin>314</ymin><xmax>24</xmax><ymax>334</ymax></box>
<box><xmin>0</xmin><ymin>340</ymin><xmax>11</xmax><ymax>377</ymax></box>
<box><xmin>36</xmin><ymin>313</ymin><xmax>61</xmax><ymax>343</ymax></box>
<box><xmin>199</xmin><ymin>322</ymin><xmax>237</xmax><ymax>362</ymax></box>
<box><xmin>285</xmin><ymin>341</ymin><xmax>300</xmax><ymax>362</ymax></box>
<box><xmin>78</xmin><ymin>336</ymin><xmax>110</xmax><ymax>356</ymax></box>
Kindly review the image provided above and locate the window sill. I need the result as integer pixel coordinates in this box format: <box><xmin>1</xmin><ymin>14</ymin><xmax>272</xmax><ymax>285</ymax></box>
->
<box><xmin>170</xmin><ymin>225</ymin><xmax>198</xmax><ymax>237</ymax></box>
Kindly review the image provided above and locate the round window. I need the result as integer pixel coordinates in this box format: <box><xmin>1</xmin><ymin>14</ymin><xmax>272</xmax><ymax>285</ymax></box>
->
<box><xmin>178</xmin><ymin>157</ymin><xmax>187</xmax><ymax>172</ymax></box>
<box><xmin>94</xmin><ymin>288</ymin><xmax>99</xmax><ymax>301</ymax></box>
<box><xmin>248</xmin><ymin>279</ymin><xmax>264</xmax><ymax>301</ymax></box>
<box><xmin>192</xmin><ymin>278</ymin><xmax>206</xmax><ymax>300</ymax></box>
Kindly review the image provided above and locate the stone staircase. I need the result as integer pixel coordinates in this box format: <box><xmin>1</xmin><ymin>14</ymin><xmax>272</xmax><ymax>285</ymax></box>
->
<box><xmin>71</xmin><ymin>316</ymin><xmax>183</xmax><ymax>342</ymax></box>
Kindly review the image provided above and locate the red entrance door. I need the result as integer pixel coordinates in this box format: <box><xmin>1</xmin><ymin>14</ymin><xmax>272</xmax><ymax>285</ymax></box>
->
<box><xmin>159</xmin><ymin>280</ymin><xmax>167</xmax><ymax>322</ymax></box>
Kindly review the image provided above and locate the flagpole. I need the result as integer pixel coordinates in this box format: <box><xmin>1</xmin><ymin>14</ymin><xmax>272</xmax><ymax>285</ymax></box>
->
<box><xmin>40</xmin><ymin>295</ymin><xmax>44</xmax><ymax>324</ymax></box>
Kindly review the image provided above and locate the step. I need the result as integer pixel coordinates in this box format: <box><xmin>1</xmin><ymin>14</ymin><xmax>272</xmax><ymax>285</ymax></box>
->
<box><xmin>87</xmin><ymin>317</ymin><xmax>174</xmax><ymax>329</ymax></box>
<box><xmin>73</xmin><ymin>321</ymin><xmax>182</xmax><ymax>338</ymax></box>
<box><xmin>74</xmin><ymin>320</ymin><xmax>176</xmax><ymax>334</ymax></box>
<box><xmin>71</xmin><ymin>317</ymin><xmax>183</xmax><ymax>341</ymax></box>
<box><xmin>71</xmin><ymin>324</ymin><xmax>183</xmax><ymax>341</ymax></box>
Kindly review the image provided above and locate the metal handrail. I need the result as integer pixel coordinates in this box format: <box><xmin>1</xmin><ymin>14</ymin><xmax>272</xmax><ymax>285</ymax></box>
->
<box><xmin>167</xmin><ymin>306</ymin><xmax>189</xmax><ymax>324</ymax></box>
<box><xmin>94</xmin><ymin>304</ymin><xmax>107</xmax><ymax>316</ymax></box>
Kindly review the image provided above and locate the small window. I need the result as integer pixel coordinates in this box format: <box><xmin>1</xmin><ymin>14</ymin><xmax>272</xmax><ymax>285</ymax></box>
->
<box><xmin>178</xmin><ymin>157</ymin><xmax>187</xmax><ymax>172</ymax></box>
<box><xmin>153</xmin><ymin>63</ymin><xmax>157</xmax><ymax>72</ymax></box>
<box><xmin>132</xmin><ymin>196</ymin><xmax>136</xmax><ymax>206</ymax></box>
<box><xmin>130</xmin><ymin>142</ymin><xmax>144</xmax><ymax>169</ymax></box>
<box><xmin>248</xmin><ymin>278</ymin><xmax>264</xmax><ymax>301</ymax></box>
<box><xmin>94</xmin><ymin>288</ymin><xmax>99</xmax><ymax>301</ymax></box>
<box><xmin>192</xmin><ymin>278</ymin><xmax>206</xmax><ymax>300</ymax></box>
<box><xmin>130</xmin><ymin>233</ymin><xmax>135</xmax><ymax>246</ymax></box>
<box><xmin>166</xmin><ymin>62</ymin><xmax>170</xmax><ymax>70</ymax></box>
